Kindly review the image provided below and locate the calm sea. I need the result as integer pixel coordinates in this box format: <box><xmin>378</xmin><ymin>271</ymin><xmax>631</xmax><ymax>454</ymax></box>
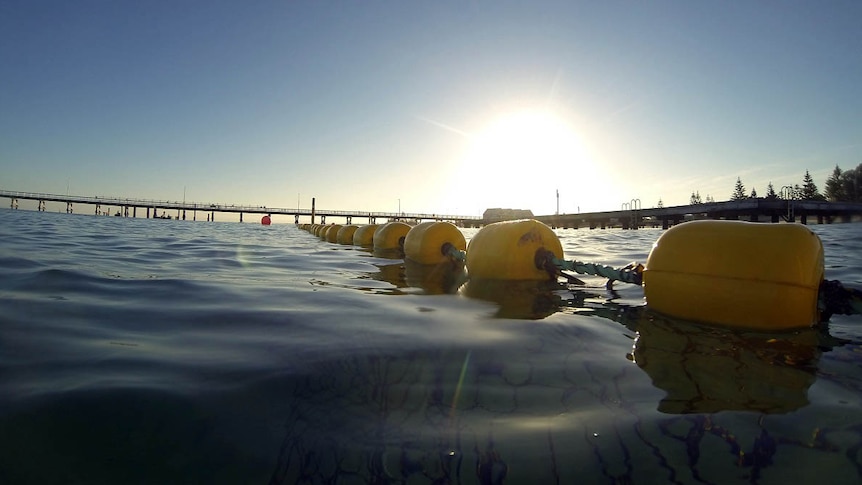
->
<box><xmin>2</xmin><ymin>208</ymin><xmax>861</xmax><ymax>484</ymax></box>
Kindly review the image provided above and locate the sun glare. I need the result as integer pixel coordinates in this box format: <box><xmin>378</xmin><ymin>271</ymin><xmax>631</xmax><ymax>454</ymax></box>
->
<box><xmin>459</xmin><ymin>110</ymin><xmax>606</xmax><ymax>215</ymax></box>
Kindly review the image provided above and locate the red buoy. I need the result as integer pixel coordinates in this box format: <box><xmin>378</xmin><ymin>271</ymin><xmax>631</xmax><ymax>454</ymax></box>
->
<box><xmin>261</xmin><ymin>215</ymin><xmax>272</xmax><ymax>225</ymax></box>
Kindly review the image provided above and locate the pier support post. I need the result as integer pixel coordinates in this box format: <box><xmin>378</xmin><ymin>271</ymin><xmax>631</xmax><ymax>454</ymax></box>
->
<box><xmin>800</xmin><ymin>214</ymin><xmax>808</xmax><ymax>225</ymax></box>
<box><xmin>211</xmin><ymin>211</ymin><xmax>215</xmax><ymax>222</ymax></box>
<box><xmin>295</xmin><ymin>214</ymin><xmax>299</xmax><ymax>224</ymax></box>
<box><xmin>311</xmin><ymin>197</ymin><xmax>316</xmax><ymax>224</ymax></box>
<box><xmin>240</xmin><ymin>212</ymin><xmax>243</xmax><ymax>223</ymax></box>
<box><xmin>66</xmin><ymin>202</ymin><xmax>73</xmax><ymax>214</ymax></box>
<box><xmin>10</xmin><ymin>198</ymin><xmax>18</xmax><ymax>209</ymax></box>
<box><xmin>182</xmin><ymin>210</ymin><xmax>186</xmax><ymax>220</ymax></box>
<box><xmin>133</xmin><ymin>207</ymin><xmax>137</xmax><ymax>218</ymax></box>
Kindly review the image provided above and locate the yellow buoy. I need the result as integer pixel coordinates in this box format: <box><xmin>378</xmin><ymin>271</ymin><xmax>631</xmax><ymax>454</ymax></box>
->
<box><xmin>466</xmin><ymin>219</ymin><xmax>563</xmax><ymax>281</ymax></box>
<box><xmin>404</xmin><ymin>221</ymin><xmax>466</xmax><ymax>265</ymax></box>
<box><xmin>324</xmin><ymin>224</ymin><xmax>343</xmax><ymax>243</ymax></box>
<box><xmin>336</xmin><ymin>225</ymin><xmax>358</xmax><ymax>244</ymax></box>
<box><xmin>373</xmin><ymin>221</ymin><xmax>412</xmax><ymax>252</ymax></box>
<box><xmin>353</xmin><ymin>224</ymin><xmax>379</xmax><ymax>247</ymax></box>
<box><xmin>643</xmin><ymin>220</ymin><xmax>824</xmax><ymax>330</ymax></box>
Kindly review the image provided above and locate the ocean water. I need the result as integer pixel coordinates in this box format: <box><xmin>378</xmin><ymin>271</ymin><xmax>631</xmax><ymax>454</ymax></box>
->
<box><xmin>1</xmin><ymin>208</ymin><xmax>862</xmax><ymax>484</ymax></box>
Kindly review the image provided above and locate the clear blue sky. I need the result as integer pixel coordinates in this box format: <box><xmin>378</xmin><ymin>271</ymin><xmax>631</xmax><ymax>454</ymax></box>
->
<box><xmin>2</xmin><ymin>0</ymin><xmax>860</xmax><ymax>217</ymax></box>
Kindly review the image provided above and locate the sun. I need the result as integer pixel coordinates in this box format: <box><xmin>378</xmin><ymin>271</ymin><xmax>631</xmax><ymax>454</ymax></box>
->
<box><xmin>458</xmin><ymin>109</ymin><xmax>606</xmax><ymax>216</ymax></box>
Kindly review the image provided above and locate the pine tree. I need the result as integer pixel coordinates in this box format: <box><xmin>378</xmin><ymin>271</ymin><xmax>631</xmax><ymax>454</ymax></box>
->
<box><xmin>689</xmin><ymin>191</ymin><xmax>702</xmax><ymax>205</ymax></box>
<box><xmin>825</xmin><ymin>165</ymin><xmax>845</xmax><ymax>201</ymax></box>
<box><xmin>750</xmin><ymin>187</ymin><xmax>757</xmax><ymax>198</ymax></box>
<box><xmin>800</xmin><ymin>170</ymin><xmax>824</xmax><ymax>200</ymax></box>
<box><xmin>731</xmin><ymin>177</ymin><xmax>746</xmax><ymax>201</ymax></box>
<box><xmin>766</xmin><ymin>182</ymin><xmax>777</xmax><ymax>199</ymax></box>
<box><xmin>657</xmin><ymin>198</ymin><xmax>664</xmax><ymax>208</ymax></box>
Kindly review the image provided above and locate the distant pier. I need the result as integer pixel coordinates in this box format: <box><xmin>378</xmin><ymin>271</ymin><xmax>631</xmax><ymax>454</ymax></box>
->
<box><xmin>3</xmin><ymin>190</ymin><xmax>862</xmax><ymax>228</ymax></box>
<box><xmin>0</xmin><ymin>190</ymin><xmax>482</xmax><ymax>226</ymax></box>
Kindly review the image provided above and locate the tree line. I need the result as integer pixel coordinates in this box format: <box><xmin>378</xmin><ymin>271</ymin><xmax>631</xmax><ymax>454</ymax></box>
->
<box><xmin>661</xmin><ymin>164</ymin><xmax>861</xmax><ymax>208</ymax></box>
<box><xmin>655</xmin><ymin>165</ymin><xmax>862</xmax><ymax>208</ymax></box>
<box><xmin>726</xmin><ymin>170</ymin><xmax>825</xmax><ymax>202</ymax></box>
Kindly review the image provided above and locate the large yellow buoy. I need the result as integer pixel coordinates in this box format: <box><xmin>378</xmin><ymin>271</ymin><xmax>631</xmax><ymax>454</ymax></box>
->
<box><xmin>466</xmin><ymin>219</ymin><xmax>563</xmax><ymax>281</ymax></box>
<box><xmin>373</xmin><ymin>221</ymin><xmax>412</xmax><ymax>252</ymax></box>
<box><xmin>404</xmin><ymin>221</ymin><xmax>466</xmax><ymax>265</ymax></box>
<box><xmin>643</xmin><ymin>220</ymin><xmax>824</xmax><ymax>330</ymax></box>
<box><xmin>353</xmin><ymin>224</ymin><xmax>379</xmax><ymax>247</ymax></box>
<box><xmin>337</xmin><ymin>225</ymin><xmax>358</xmax><ymax>244</ymax></box>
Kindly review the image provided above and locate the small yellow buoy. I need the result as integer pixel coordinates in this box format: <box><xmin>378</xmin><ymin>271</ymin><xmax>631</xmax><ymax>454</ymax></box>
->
<box><xmin>404</xmin><ymin>221</ymin><xmax>466</xmax><ymax>265</ymax></box>
<box><xmin>373</xmin><ymin>221</ymin><xmax>412</xmax><ymax>252</ymax></box>
<box><xmin>643</xmin><ymin>220</ymin><xmax>824</xmax><ymax>330</ymax></box>
<box><xmin>466</xmin><ymin>219</ymin><xmax>563</xmax><ymax>281</ymax></box>
<box><xmin>353</xmin><ymin>224</ymin><xmax>379</xmax><ymax>247</ymax></box>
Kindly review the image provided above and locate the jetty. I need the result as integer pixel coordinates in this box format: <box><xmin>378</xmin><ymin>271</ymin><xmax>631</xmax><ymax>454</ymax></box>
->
<box><xmin>0</xmin><ymin>190</ymin><xmax>481</xmax><ymax>225</ymax></box>
<box><xmin>537</xmin><ymin>198</ymin><xmax>862</xmax><ymax>229</ymax></box>
<box><xmin>3</xmin><ymin>189</ymin><xmax>862</xmax><ymax>228</ymax></box>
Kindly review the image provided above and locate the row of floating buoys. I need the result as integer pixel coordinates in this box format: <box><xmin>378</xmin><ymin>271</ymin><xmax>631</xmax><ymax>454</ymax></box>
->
<box><xmin>300</xmin><ymin>220</ymin><xmax>469</xmax><ymax>259</ymax></box>
<box><xmin>299</xmin><ymin>218</ymin><xmax>848</xmax><ymax>330</ymax></box>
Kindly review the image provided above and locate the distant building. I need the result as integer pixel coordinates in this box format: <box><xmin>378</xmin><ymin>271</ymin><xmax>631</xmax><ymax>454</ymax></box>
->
<box><xmin>483</xmin><ymin>208</ymin><xmax>534</xmax><ymax>222</ymax></box>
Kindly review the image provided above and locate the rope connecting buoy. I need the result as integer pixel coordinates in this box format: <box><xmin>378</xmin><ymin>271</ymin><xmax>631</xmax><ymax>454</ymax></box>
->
<box><xmin>643</xmin><ymin>220</ymin><xmax>824</xmax><ymax>330</ymax></box>
<box><xmin>404</xmin><ymin>221</ymin><xmax>467</xmax><ymax>265</ymax></box>
<box><xmin>466</xmin><ymin>219</ymin><xmax>563</xmax><ymax>281</ymax></box>
<box><xmin>534</xmin><ymin>250</ymin><xmax>643</xmax><ymax>287</ymax></box>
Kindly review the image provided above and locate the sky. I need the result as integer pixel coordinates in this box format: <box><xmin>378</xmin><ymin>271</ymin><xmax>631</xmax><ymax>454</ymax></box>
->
<box><xmin>2</xmin><ymin>0</ymin><xmax>861</xmax><ymax>218</ymax></box>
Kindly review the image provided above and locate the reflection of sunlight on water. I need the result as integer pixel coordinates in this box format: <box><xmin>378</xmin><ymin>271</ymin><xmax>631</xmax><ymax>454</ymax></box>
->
<box><xmin>450</xmin><ymin>350</ymin><xmax>471</xmax><ymax>422</ymax></box>
<box><xmin>235</xmin><ymin>244</ymin><xmax>252</xmax><ymax>269</ymax></box>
